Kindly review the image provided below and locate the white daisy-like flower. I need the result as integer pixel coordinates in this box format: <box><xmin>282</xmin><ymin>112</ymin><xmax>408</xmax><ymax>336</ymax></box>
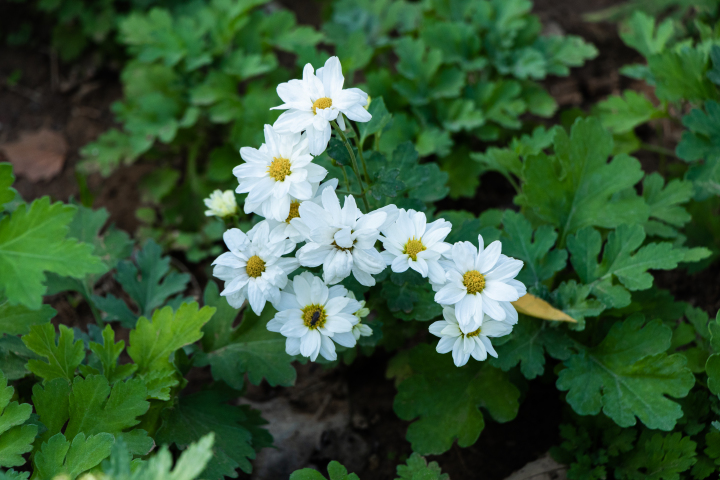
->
<box><xmin>204</xmin><ymin>190</ymin><xmax>238</xmax><ymax>218</ymax></box>
<box><xmin>429</xmin><ymin>307</ymin><xmax>513</xmax><ymax>367</ymax></box>
<box><xmin>346</xmin><ymin>291</ymin><xmax>372</xmax><ymax>341</ymax></box>
<box><xmin>271</xmin><ymin>56</ymin><xmax>371</xmax><ymax>155</ymax></box>
<box><xmin>267</xmin><ymin>272</ymin><xmax>361</xmax><ymax>361</ymax></box>
<box><xmin>434</xmin><ymin>235</ymin><xmax>524</xmax><ymax>332</ymax></box>
<box><xmin>233</xmin><ymin>124</ymin><xmax>327</xmax><ymax>222</ymax></box>
<box><xmin>292</xmin><ymin>188</ymin><xmax>394</xmax><ymax>287</ymax></box>
<box><xmin>212</xmin><ymin>222</ymin><xmax>298</xmax><ymax>314</ymax></box>
<box><xmin>263</xmin><ymin>179</ymin><xmax>339</xmax><ymax>245</ymax></box>
<box><xmin>380</xmin><ymin>209</ymin><xmax>452</xmax><ymax>285</ymax></box>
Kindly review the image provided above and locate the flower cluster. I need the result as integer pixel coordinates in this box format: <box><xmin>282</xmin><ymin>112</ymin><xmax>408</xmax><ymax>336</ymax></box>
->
<box><xmin>211</xmin><ymin>57</ymin><xmax>526</xmax><ymax>367</ymax></box>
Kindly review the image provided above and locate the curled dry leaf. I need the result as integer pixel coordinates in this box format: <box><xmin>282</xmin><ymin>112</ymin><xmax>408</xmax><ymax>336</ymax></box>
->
<box><xmin>0</xmin><ymin>128</ymin><xmax>68</xmax><ymax>182</ymax></box>
<box><xmin>512</xmin><ymin>294</ymin><xmax>577</xmax><ymax>323</ymax></box>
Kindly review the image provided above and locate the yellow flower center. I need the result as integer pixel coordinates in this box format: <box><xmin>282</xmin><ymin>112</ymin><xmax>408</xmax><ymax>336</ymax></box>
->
<box><xmin>403</xmin><ymin>238</ymin><xmax>426</xmax><ymax>261</ymax></box>
<box><xmin>268</xmin><ymin>157</ymin><xmax>292</xmax><ymax>182</ymax></box>
<box><xmin>246</xmin><ymin>255</ymin><xmax>266</xmax><ymax>278</ymax></box>
<box><xmin>463</xmin><ymin>270</ymin><xmax>485</xmax><ymax>295</ymax></box>
<box><xmin>286</xmin><ymin>200</ymin><xmax>301</xmax><ymax>223</ymax></box>
<box><xmin>466</xmin><ymin>327</ymin><xmax>482</xmax><ymax>338</ymax></box>
<box><xmin>312</xmin><ymin>97</ymin><xmax>333</xmax><ymax>114</ymax></box>
<box><xmin>302</xmin><ymin>304</ymin><xmax>327</xmax><ymax>329</ymax></box>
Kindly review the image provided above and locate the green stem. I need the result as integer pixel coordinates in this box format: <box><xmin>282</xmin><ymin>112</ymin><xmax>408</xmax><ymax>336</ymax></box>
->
<box><xmin>340</xmin><ymin>165</ymin><xmax>351</xmax><ymax>192</ymax></box>
<box><xmin>350</xmin><ymin>121</ymin><xmax>371</xmax><ymax>182</ymax></box>
<box><xmin>331</xmin><ymin>121</ymin><xmax>370</xmax><ymax>211</ymax></box>
<box><xmin>641</xmin><ymin>142</ymin><xmax>677</xmax><ymax>159</ymax></box>
<box><xmin>337</xmin><ymin>189</ymin><xmax>363</xmax><ymax>196</ymax></box>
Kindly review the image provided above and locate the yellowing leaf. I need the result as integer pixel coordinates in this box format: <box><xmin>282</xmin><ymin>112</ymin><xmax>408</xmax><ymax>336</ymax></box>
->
<box><xmin>512</xmin><ymin>294</ymin><xmax>577</xmax><ymax>323</ymax></box>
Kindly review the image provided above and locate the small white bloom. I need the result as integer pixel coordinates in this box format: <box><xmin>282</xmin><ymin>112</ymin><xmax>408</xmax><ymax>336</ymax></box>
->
<box><xmin>204</xmin><ymin>190</ymin><xmax>238</xmax><ymax>218</ymax></box>
<box><xmin>292</xmin><ymin>188</ymin><xmax>391</xmax><ymax>287</ymax></box>
<box><xmin>263</xmin><ymin>179</ymin><xmax>339</xmax><ymax>245</ymax></box>
<box><xmin>434</xmin><ymin>235</ymin><xmax>524</xmax><ymax>332</ymax></box>
<box><xmin>272</xmin><ymin>56</ymin><xmax>371</xmax><ymax>155</ymax></box>
<box><xmin>380</xmin><ymin>209</ymin><xmax>452</xmax><ymax>284</ymax></box>
<box><xmin>429</xmin><ymin>307</ymin><xmax>513</xmax><ymax>367</ymax></box>
<box><xmin>234</xmin><ymin>124</ymin><xmax>327</xmax><ymax>222</ymax></box>
<box><xmin>267</xmin><ymin>272</ymin><xmax>361</xmax><ymax>361</ymax></box>
<box><xmin>347</xmin><ymin>291</ymin><xmax>372</xmax><ymax>341</ymax></box>
<box><xmin>212</xmin><ymin>222</ymin><xmax>298</xmax><ymax>314</ymax></box>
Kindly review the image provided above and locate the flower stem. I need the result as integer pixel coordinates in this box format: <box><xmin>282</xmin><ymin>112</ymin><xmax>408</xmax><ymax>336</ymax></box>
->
<box><xmin>331</xmin><ymin>121</ymin><xmax>370</xmax><ymax>211</ymax></box>
<box><xmin>349</xmin><ymin>121</ymin><xmax>371</xmax><ymax>182</ymax></box>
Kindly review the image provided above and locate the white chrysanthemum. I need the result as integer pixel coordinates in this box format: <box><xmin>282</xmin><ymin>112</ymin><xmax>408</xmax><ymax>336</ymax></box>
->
<box><xmin>272</xmin><ymin>56</ymin><xmax>371</xmax><ymax>155</ymax></box>
<box><xmin>267</xmin><ymin>272</ymin><xmax>360</xmax><ymax>361</ymax></box>
<box><xmin>429</xmin><ymin>307</ymin><xmax>513</xmax><ymax>367</ymax></box>
<box><xmin>262</xmin><ymin>179</ymin><xmax>339</xmax><ymax>245</ymax></box>
<box><xmin>346</xmin><ymin>291</ymin><xmax>372</xmax><ymax>341</ymax></box>
<box><xmin>434</xmin><ymin>235</ymin><xmax>524</xmax><ymax>332</ymax></box>
<box><xmin>292</xmin><ymin>188</ymin><xmax>395</xmax><ymax>286</ymax></box>
<box><xmin>234</xmin><ymin>124</ymin><xmax>327</xmax><ymax>222</ymax></box>
<box><xmin>212</xmin><ymin>222</ymin><xmax>298</xmax><ymax>314</ymax></box>
<box><xmin>204</xmin><ymin>190</ymin><xmax>238</xmax><ymax>218</ymax></box>
<box><xmin>380</xmin><ymin>209</ymin><xmax>452</xmax><ymax>284</ymax></box>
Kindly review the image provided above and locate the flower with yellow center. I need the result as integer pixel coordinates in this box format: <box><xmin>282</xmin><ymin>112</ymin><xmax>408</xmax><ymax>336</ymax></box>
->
<box><xmin>234</xmin><ymin>124</ymin><xmax>327</xmax><ymax>222</ymax></box>
<box><xmin>267</xmin><ymin>272</ymin><xmax>361</xmax><ymax>361</ymax></box>
<box><xmin>203</xmin><ymin>190</ymin><xmax>238</xmax><ymax>218</ymax></box>
<box><xmin>380</xmin><ymin>209</ymin><xmax>452</xmax><ymax>285</ymax></box>
<box><xmin>272</xmin><ymin>56</ymin><xmax>372</xmax><ymax>155</ymax></box>
<box><xmin>434</xmin><ymin>235</ymin><xmax>525</xmax><ymax>333</ymax></box>
<box><xmin>212</xmin><ymin>222</ymin><xmax>299</xmax><ymax>314</ymax></box>
<box><xmin>429</xmin><ymin>307</ymin><xmax>512</xmax><ymax>367</ymax></box>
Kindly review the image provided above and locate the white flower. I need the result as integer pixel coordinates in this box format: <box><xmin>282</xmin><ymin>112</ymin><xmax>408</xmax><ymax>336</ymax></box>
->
<box><xmin>272</xmin><ymin>56</ymin><xmax>371</xmax><ymax>155</ymax></box>
<box><xmin>292</xmin><ymin>188</ymin><xmax>393</xmax><ymax>287</ymax></box>
<box><xmin>347</xmin><ymin>291</ymin><xmax>372</xmax><ymax>341</ymax></box>
<box><xmin>429</xmin><ymin>307</ymin><xmax>513</xmax><ymax>367</ymax></box>
<box><xmin>263</xmin><ymin>179</ymin><xmax>339</xmax><ymax>245</ymax></box>
<box><xmin>267</xmin><ymin>272</ymin><xmax>361</xmax><ymax>361</ymax></box>
<box><xmin>204</xmin><ymin>190</ymin><xmax>238</xmax><ymax>218</ymax></box>
<box><xmin>234</xmin><ymin>124</ymin><xmax>327</xmax><ymax>222</ymax></box>
<box><xmin>434</xmin><ymin>235</ymin><xmax>524</xmax><ymax>332</ymax></box>
<box><xmin>212</xmin><ymin>222</ymin><xmax>298</xmax><ymax>314</ymax></box>
<box><xmin>380</xmin><ymin>209</ymin><xmax>452</xmax><ymax>285</ymax></box>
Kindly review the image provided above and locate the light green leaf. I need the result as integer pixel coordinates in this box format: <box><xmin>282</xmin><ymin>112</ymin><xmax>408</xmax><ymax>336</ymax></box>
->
<box><xmin>391</xmin><ymin>344</ymin><xmax>519</xmax><ymax>455</ymax></box>
<box><xmin>516</xmin><ymin>117</ymin><xmax>648</xmax><ymax>245</ymax></box>
<box><xmin>88</xmin><ymin>326</ymin><xmax>137</xmax><ymax>384</ymax></box>
<box><xmin>34</xmin><ymin>432</ymin><xmax>114</xmax><ymax>480</ymax></box>
<box><xmin>557</xmin><ymin>315</ymin><xmax>695</xmax><ymax>430</ymax></box>
<box><xmin>22</xmin><ymin>324</ymin><xmax>84</xmax><ymax>382</ymax></box>
<box><xmin>595</xmin><ymin>90</ymin><xmax>664</xmax><ymax>134</ymax></box>
<box><xmin>0</xmin><ymin>371</ymin><xmax>36</xmax><ymax>468</ymax></box>
<box><xmin>395</xmin><ymin>453</ymin><xmax>449</xmax><ymax>480</ymax></box>
<box><xmin>0</xmin><ymin>164</ymin><xmax>16</xmax><ymax>207</ymax></box>
<box><xmin>0</xmin><ymin>198</ymin><xmax>104</xmax><ymax>309</ymax></box>
<box><xmin>0</xmin><ymin>301</ymin><xmax>55</xmax><ymax>336</ymax></box>
<box><xmin>128</xmin><ymin>302</ymin><xmax>215</xmax><ymax>374</ymax></box>
<box><xmin>619</xmin><ymin>11</ymin><xmax>674</xmax><ymax>58</ymax></box>
<box><xmin>642</xmin><ymin>173</ymin><xmax>693</xmax><ymax>238</ymax></box>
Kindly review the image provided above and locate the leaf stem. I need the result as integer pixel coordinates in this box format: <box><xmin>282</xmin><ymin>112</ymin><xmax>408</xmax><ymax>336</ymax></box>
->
<box><xmin>331</xmin><ymin>121</ymin><xmax>370</xmax><ymax>211</ymax></box>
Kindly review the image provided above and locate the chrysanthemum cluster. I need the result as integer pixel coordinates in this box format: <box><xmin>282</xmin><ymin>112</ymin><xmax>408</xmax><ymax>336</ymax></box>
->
<box><xmin>211</xmin><ymin>57</ymin><xmax>526</xmax><ymax>367</ymax></box>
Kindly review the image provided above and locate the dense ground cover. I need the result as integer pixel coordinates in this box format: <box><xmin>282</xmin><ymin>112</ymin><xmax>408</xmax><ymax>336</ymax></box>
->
<box><xmin>1</xmin><ymin>0</ymin><xmax>720</xmax><ymax>479</ymax></box>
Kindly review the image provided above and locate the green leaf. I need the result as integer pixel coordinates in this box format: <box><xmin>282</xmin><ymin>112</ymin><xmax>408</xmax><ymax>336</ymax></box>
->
<box><xmin>500</xmin><ymin>210</ymin><xmax>567</xmax><ymax>288</ymax></box>
<box><xmin>567</xmin><ymin>225</ymin><xmax>699</xmax><ymax>309</ymax></box>
<box><xmin>619</xmin><ymin>11</ymin><xmax>674</xmax><ymax>58</ymax></box>
<box><xmin>648</xmin><ymin>47</ymin><xmax>717</xmax><ymax>103</ymax></box>
<box><xmin>491</xmin><ymin>317</ymin><xmax>573</xmax><ymax>380</ymax></box>
<box><xmin>616</xmin><ymin>432</ymin><xmax>696</xmax><ymax>480</ymax></box>
<box><xmin>88</xmin><ymin>326</ymin><xmax>137</xmax><ymax>384</ymax></box>
<box><xmin>557</xmin><ymin>315</ymin><xmax>695</xmax><ymax>430</ymax></box>
<box><xmin>595</xmin><ymin>90</ymin><xmax>664</xmax><ymax>134</ymax></box>
<box><xmin>0</xmin><ymin>371</ymin><xmax>36</xmax><ymax>468</ymax></box>
<box><xmin>200</xmin><ymin>282</ymin><xmax>238</xmax><ymax>352</ymax></box>
<box><xmin>676</xmin><ymin>100</ymin><xmax>720</xmax><ymax>200</ymax></box>
<box><xmin>516</xmin><ymin>117</ymin><xmax>648</xmax><ymax>244</ymax></box>
<box><xmin>0</xmin><ymin>301</ymin><xmax>54</xmax><ymax>336</ymax></box>
<box><xmin>358</xmin><ymin>97</ymin><xmax>391</xmax><ymax>144</ymax></box>
<box><xmin>156</xmin><ymin>389</ymin><xmax>271</xmax><ymax>478</ymax></box>
<box><xmin>642</xmin><ymin>173</ymin><xmax>693</xmax><ymax>238</ymax></box>
<box><xmin>706</xmin><ymin>311</ymin><xmax>720</xmax><ymax>395</ymax></box>
<box><xmin>128</xmin><ymin>302</ymin><xmax>215</xmax><ymax>374</ymax></box>
<box><xmin>391</xmin><ymin>344</ymin><xmax>520</xmax><ymax>455</ymax></box>
<box><xmin>0</xmin><ymin>164</ymin><xmax>16</xmax><ymax>207</ymax></box>
<box><xmin>0</xmin><ymin>197</ymin><xmax>104</xmax><ymax>309</ymax></box>
<box><xmin>395</xmin><ymin>453</ymin><xmax>449</xmax><ymax>480</ymax></box>
<box><xmin>22</xmin><ymin>324</ymin><xmax>84</xmax><ymax>382</ymax></box>
<box><xmin>32</xmin><ymin>378</ymin><xmax>70</xmax><ymax>445</ymax></box>
<box><xmin>112</xmin><ymin>240</ymin><xmax>191</xmax><ymax>321</ymax></box>
<box><xmin>34</xmin><ymin>432</ymin><xmax>114</xmax><ymax>480</ymax></box>
<box><xmin>195</xmin><ymin>305</ymin><xmax>296</xmax><ymax>390</ymax></box>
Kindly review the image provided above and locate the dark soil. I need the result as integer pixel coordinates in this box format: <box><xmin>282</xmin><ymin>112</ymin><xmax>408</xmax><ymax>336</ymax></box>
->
<box><xmin>2</xmin><ymin>0</ymin><xmax>719</xmax><ymax>479</ymax></box>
